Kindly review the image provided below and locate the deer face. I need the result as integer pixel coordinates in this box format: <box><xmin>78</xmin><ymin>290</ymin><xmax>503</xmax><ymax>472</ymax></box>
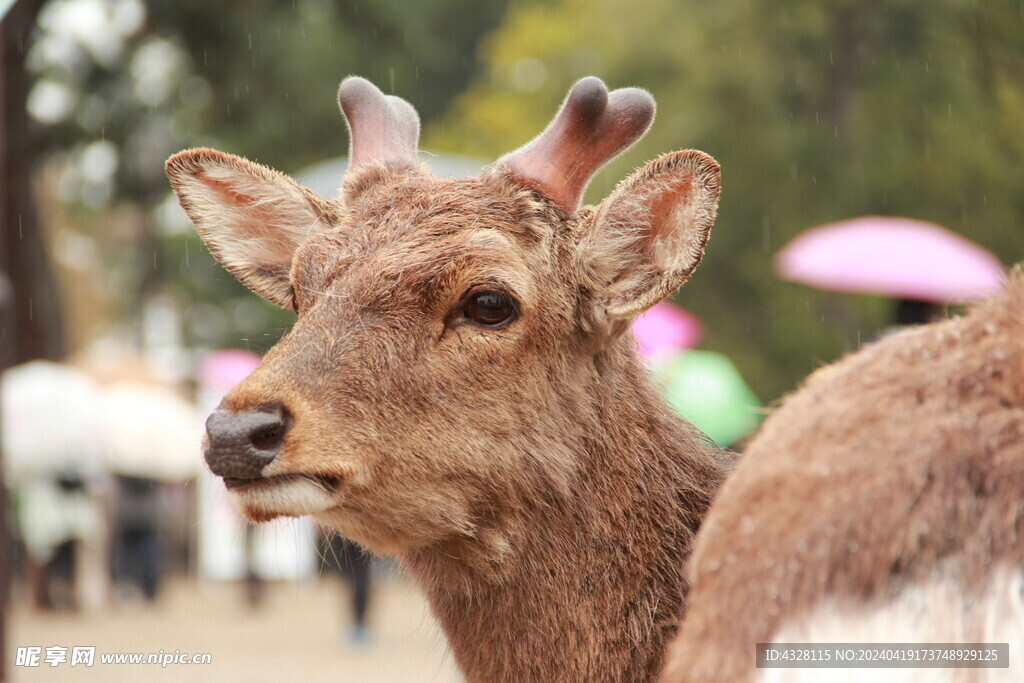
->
<box><xmin>168</xmin><ymin>78</ymin><xmax>719</xmax><ymax>554</ymax></box>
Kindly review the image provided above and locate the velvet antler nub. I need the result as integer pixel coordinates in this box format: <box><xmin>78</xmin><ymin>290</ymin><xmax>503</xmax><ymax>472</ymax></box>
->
<box><xmin>338</xmin><ymin>77</ymin><xmax>421</xmax><ymax>173</ymax></box>
<box><xmin>499</xmin><ymin>77</ymin><xmax>656</xmax><ymax>212</ymax></box>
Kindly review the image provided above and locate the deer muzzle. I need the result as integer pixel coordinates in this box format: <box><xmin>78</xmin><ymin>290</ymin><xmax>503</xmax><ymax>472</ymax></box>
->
<box><xmin>204</xmin><ymin>404</ymin><xmax>290</xmax><ymax>483</ymax></box>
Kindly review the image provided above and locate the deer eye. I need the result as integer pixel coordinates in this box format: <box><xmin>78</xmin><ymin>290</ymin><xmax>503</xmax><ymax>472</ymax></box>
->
<box><xmin>463</xmin><ymin>290</ymin><xmax>517</xmax><ymax>327</ymax></box>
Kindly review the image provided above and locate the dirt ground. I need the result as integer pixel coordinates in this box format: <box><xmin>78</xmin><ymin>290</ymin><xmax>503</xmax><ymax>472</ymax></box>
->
<box><xmin>8</xmin><ymin>575</ymin><xmax>461</xmax><ymax>682</ymax></box>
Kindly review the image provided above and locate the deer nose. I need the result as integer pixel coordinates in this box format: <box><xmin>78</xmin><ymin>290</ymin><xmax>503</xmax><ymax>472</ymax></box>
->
<box><xmin>204</xmin><ymin>405</ymin><xmax>290</xmax><ymax>479</ymax></box>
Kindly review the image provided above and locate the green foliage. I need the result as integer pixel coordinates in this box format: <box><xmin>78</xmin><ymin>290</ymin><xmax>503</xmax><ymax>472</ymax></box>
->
<box><xmin>427</xmin><ymin>0</ymin><xmax>1024</xmax><ymax>402</ymax></box>
<box><xmin>143</xmin><ymin>0</ymin><xmax>509</xmax><ymax>171</ymax></box>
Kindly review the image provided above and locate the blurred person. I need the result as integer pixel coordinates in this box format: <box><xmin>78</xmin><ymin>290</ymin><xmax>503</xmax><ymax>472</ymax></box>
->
<box><xmin>15</xmin><ymin>468</ymin><xmax>102</xmax><ymax>610</ymax></box>
<box><xmin>322</xmin><ymin>531</ymin><xmax>374</xmax><ymax>650</ymax></box>
<box><xmin>875</xmin><ymin>298</ymin><xmax>947</xmax><ymax>343</ymax></box>
<box><xmin>243</xmin><ymin>523</ymin><xmax>265</xmax><ymax>608</ymax></box>
<box><xmin>110</xmin><ymin>474</ymin><xmax>162</xmax><ymax>603</ymax></box>
<box><xmin>893</xmin><ymin>297</ymin><xmax>943</xmax><ymax>327</ymax></box>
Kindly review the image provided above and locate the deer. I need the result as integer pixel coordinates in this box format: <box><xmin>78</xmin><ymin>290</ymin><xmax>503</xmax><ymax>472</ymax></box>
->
<box><xmin>661</xmin><ymin>273</ymin><xmax>1024</xmax><ymax>682</ymax></box>
<box><xmin>166</xmin><ymin>76</ymin><xmax>729</xmax><ymax>681</ymax></box>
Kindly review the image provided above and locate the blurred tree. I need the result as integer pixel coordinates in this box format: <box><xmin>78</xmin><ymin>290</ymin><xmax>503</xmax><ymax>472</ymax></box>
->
<box><xmin>1</xmin><ymin>2</ymin><xmax>56</xmax><ymax>676</ymax></box>
<box><xmin>428</xmin><ymin>0</ymin><xmax>1024</xmax><ymax>402</ymax></box>
<box><xmin>1</xmin><ymin>0</ymin><xmax>63</xmax><ymax>364</ymax></box>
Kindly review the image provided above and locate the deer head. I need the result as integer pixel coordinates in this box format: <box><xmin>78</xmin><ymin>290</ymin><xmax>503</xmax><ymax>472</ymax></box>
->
<box><xmin>167</xmin><ymin>76</ymin><xmax>720</xmax><ymax>556</ymax></box>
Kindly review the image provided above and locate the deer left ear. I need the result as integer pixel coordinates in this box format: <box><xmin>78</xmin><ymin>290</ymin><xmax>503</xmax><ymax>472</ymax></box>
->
<box><xmin>166</xmin><ymin>148</ymin><xmax>337</xmax><ymax>308</ymax></box>
<box><xmin>579</xmin><ymin>150</ymin><xmax>720</xmax><ymax>320</ymax></box>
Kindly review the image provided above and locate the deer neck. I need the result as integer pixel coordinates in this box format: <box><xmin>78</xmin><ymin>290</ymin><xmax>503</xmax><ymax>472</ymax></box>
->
<box><xmin>402</xmin><ymin>346</ymin><xmax>726</xmax><ymax>682</ymax></box>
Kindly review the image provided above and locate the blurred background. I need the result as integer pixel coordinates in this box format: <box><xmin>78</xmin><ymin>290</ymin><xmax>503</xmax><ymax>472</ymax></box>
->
<box><xmin>0</xmin><ymin>0</ymin><xmax>1021</xmax><ymax>680</ymax></box>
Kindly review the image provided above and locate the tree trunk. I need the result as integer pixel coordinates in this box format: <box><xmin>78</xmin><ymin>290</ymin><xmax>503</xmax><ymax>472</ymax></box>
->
<box><xmin>0</xmin><ymin>1</ymin><xmax>61</xmax><ymax>679</ymax></box>
<box><xmin>0</xmin><ymin>0</ymin><xmax>62</xmax><ymax>365</ymax></box>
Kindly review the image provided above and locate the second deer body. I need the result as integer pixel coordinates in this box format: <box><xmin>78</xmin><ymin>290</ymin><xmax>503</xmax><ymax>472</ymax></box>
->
<box><xmin>663</xmin><ymin>275</ymin><xmax>1024</xmax><ymax>682</ymax></box>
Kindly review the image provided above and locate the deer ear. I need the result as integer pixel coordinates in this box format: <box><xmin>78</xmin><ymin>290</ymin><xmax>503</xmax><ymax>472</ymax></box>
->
<box><xmin>166</xmin><ymin>148</ymin><xmax>335</xmax><ymax>308</ymax></box>
<box><xmin>579</xmin><ymin>150</ymin><xmax>720</xmax><ymax>320</ymax></box>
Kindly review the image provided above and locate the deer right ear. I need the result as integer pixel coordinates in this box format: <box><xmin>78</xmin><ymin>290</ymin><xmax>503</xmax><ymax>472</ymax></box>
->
<box><xmin>166</xmin><ymin>148</ymin><xmax>335</xmax><ymax>308</ymax></box>
<box><xmin>578</xmin><ymin>150</ymin><xmax>720</xmax><ymax>322</ymax></box>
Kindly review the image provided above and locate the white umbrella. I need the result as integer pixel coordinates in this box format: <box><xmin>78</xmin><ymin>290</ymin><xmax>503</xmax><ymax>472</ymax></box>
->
<box><xmin>2</xmin><ymin>360</ymin><xmax>105</xmax><ymax>482</ymax></box>
<box><xmin>295</xmin><ymin>152</ymin><xmax>484</xmax><ymax>199</ymax></box>
<box><xmin>100</xmin><ymin>382</ymin><xmax>203</xmax><ymax>483</ymax></box>
<box><xmin>0</xmin><ymin>1</ymin><xmax>16</xmax><ymax>23</ymax></box>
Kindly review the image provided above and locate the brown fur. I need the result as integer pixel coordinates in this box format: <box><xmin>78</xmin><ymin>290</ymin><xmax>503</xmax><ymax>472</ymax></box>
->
<box><xmin>662</xmin><ymin>274</ymin><xmax>1024</xmax><ymax>682</ymax></box>
<box><xmin>168</xmin><ymin>78</ymin><xmax>728</xmax><ymax>681</ymax></box>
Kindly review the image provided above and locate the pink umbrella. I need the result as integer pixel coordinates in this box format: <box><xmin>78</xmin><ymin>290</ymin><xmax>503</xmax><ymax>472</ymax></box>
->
<box><xmin>199</xmin><ymin>350</ymin><xmax>261</xmax><ymax>395</ymax></box>
<box><xmin>774</xmin><ymin>216</ymin><xmax>1007</xmax><ymax>303</ymax></box>
<box><xmin>632</xmin><ymin>303</ymin><xmax>703</xmax><ymax>360</ymax></box>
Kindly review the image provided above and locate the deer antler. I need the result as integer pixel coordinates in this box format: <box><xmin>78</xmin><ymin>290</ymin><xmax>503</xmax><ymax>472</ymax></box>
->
<box><xmin>499</xmin><ymin>77</ymin><xmax>655</xmax><ymax>213</ymax></box>
<box><xmin>337</xmin><ymin>77</ymin><xmax>420</xmax><ymax>174</ymax></box>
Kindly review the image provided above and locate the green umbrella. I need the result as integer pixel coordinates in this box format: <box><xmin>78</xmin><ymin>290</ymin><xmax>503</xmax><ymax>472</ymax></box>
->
<box><xmin>654</xmin><ymin>349</ymin><xmax>762</xmax><ymax>448</ymax></box>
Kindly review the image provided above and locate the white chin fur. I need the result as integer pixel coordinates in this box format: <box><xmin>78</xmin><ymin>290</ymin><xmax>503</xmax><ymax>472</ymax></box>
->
<box><xmin>228</xmin><ymin>478</ymin><xmax>337</xmax><ymax>519</ymax></box>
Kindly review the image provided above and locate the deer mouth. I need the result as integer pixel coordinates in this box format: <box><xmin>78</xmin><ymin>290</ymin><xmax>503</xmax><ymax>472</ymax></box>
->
<box><xmin>222</xmin><ymin>473</ymin><xmax>340</xmax><ymax>491</ymax></box>
<box><xmin>221</xmin><ymin>473</ymin><xmax>343</xmax><ymax>522</ymax></box>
